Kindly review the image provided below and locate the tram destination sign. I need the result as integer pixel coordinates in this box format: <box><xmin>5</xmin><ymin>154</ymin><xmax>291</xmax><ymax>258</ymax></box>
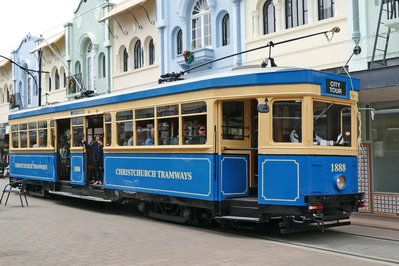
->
<box><xmin>326</xmin><ymin>79</ymin><xmax>346</xmax><ymax>97</ymax></box>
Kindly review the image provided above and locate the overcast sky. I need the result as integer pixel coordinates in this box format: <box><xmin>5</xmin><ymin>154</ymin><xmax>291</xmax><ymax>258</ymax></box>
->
<box><xmin>0</xmin><ymin>0</ymin><xmax>122</xmax><ymax>55</ymax></box>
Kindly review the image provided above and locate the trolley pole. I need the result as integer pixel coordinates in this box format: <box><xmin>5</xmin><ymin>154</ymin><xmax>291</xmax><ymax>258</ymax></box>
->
<box><xmin>38</xmin><ymin>49</ymin><xmax>42</xmax><ymax>107</ymax></box>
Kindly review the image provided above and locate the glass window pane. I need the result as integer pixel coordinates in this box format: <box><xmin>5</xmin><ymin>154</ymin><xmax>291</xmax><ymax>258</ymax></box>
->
<box><xmin>182</xmin><ymin>102</ymin><xmax>206</xmax><ymax>114</ymax></box>
<box><xmin>20</xmin><ymin>131</ymin><xmax>27</xmax><ymax>148</ymax></box>
<box><xmin>183</xmin><ymin>115</ymin><xmax>207</xmax><ymax>145</ymax></box>
<box><xmin>116</xmin><ymin>111</ymin><xmax>133</xmax><ymax>121</ymax></box>
<box><xmin>39</xmin><ymin>129</ymin><xmax>47</xmax><ymax>147</ymax></box>
<box><xmin>157</xmin><ymin>105</ymin><xmax>178</xmax><ymax>117</ymax></box>
<box><xmin>222</xmin><ymin>101</ymin><xmax>244</xmax><ymax>140</ymax></box>
<box><xmin>136</xmin><ymin>121</ymin><xmax>154</xmax><ymax>146</ymax></box>
<box><xmin>29</xmin><ymin>130</ymin><xmax>37</xmax><ymax>148</ymax></box>
<box><xmin>73</xmin><ymin>126</ymin><xmax>84</xmax><ymax>147</ymax></box>
<box><xmin>313</xmin><ymin>102</ymin><xmax>351</xmax><ymax>146</ymax></box>
<box><xmin>117</xmin><ymin>121</ymin><xmax>133</xmax><ymax>146</ymax></box>
<box><xmin>159</xmin><ymin>118</ymin><xmax>179</xmax><ymax>145</ymax></box>
<box><xmin>12</xmin><ymin>132</ymin><xmax>18</xmax><ymax>148</ymax></box>
<box><xmin>273</xmin><ymin>100</ymin><xmax>302</xmax><ymax>143</ymax></box>
<box><xmin>105</xmin><ymin>113</ymin><xmax>111</xmax><ymax>122</ymax></box>
<box><xmin>72</xmin><ymin>117</ymin><xmax>84</xmax><ymax>125</ymax></box>
<box><xmin>135</xmin><ymin>108</ymin><xmax>154</xmax><ymax>119</ymax></box>
<box><xmin>372</xmin><ymin>111</ymin><xmax>399</xmax><ymax>193</ymax></box>
<box><xmin>105</xmin><ymin>124</ymin><xmax>112</xmax><ymax>146</ymax></box>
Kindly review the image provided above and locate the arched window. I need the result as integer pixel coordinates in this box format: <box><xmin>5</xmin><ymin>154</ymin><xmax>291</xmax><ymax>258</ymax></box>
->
<box><xmin>285</xmin><ymin>0</ymin><xmax>308</xmax><ymax>29</ymax></box>
<box><xmin>177</xmin><ymin>29</ymin><xmax>183</xmax><ymax>55</ymax></box>
<box><xmin>102</xmin><ymin>55</ymin><xmax>106</xmax><ymax>78</ymax></box>
<box><xmin>318</xmin><ymin>0</ymin><xmax>334</xmax><ymax>20</ymax></box>
<box><xmin>191</xmin><ymin>0</ymin><xmax>212</xmax><ymax>50</ymax></box>
<box><xmin>222</xmin><ymin>14</ymin><xmax>230</xmax><ymax>46</ymax></box>
<box><xmin>149</xmin><ymin>39</ymin><xmax>155</xmax><ymax>65</ymax></box>
<box><xmin>6</xmin><ymin>87</ymin><xmax>9</xmax><ymax>103</ymax></box>
<box><xmin>86</xmin><ymin>41</ymin><xmax>96</xmax><ymax>91</ymax></box>
<box><xmin>63</xmin><ymin>72</ymin><xmax>67</xmax><ymax>88</ymax></box>
<box><xmin>263</xmin><ymin>0</ymin><xmax>276</xmax><ymax>34</ymax></box>
<box><xmin>55</xmin><ymin>69</ymin><xmax>60</xmax><ymax>90</ymax></box>
<box><xmin>48</xmin><ymin>77</ymin><xmax>52</xmax><ymax>92</ymax></box>
<box><xmin>134</xmin><ymin>40</ymin><xmax>143</xmax><ymax>69</ymax></box>
<box><xmin>123</xmin><ymin>48</ymin><xmax>129</xmax><ymax>72</ymax></box>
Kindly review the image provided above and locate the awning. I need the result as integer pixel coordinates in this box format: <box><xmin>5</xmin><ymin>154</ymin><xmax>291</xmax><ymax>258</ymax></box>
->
<box><xmin>0</xmin><ymin>59</ymin><xmax>10</xmax><ymax>68</ymax></box>
<box><xmin>31</xmin><ymin>32</ymin><xmax>65</xmax><ymax>53</ymax></box>
<box><xmin>99</xmin><ymin>0</ymin><xmax>147</xmax><ymax>22</ymax></box>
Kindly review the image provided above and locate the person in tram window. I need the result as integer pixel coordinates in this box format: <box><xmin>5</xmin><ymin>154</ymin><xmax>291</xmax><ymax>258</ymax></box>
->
<box><xmin>145</xmin><ymin>128</ymin><xmax>155</xmax><ymax>145</ymax></box>
<box><xmin>190</xmin><ymin>124</ymin><xmax>207</xmax><ymax>144</ymax></box>
<box><xmin>84</xmin><ymin>135</ymin><xmax>104</xmax><ymax>185</ymax></box>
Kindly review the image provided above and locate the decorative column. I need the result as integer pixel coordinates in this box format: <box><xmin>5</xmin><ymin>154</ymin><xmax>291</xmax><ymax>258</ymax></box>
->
<box><xmin>232</xmin><ymin>0</ymin><xmax>242</xmax><ymax>66</ymax></box>
<box><xmin>252</xmin><ymin>10</ymin><xmax>260</xmax><ymax>38</ymax></box>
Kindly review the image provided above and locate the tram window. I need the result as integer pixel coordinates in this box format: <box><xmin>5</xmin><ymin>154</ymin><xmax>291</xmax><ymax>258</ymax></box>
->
<box><xmin>11</xmin><ymin>125</ymin><xmax>18</xmax><ymax>148</ymax></box>
<box><xmin>135</xmin><ymin>108</ymin><xmax>154</xmax><ymax>119</ymax></box>
<box><xmin>104</xmin><ymin>113</ymin><xmax>112</xmax><ymax>146</ymax></box>
<box><xmin>136</xmin><ymin>121</ymin><xmax>154</xmax><ymax>145</ymax></box>
<box><xmin>182</xmin><ymin>101</ymin><xmax>207</xmax><ymax>114</ymax></box>
<box><xmin>183</xmin><ymin>115</ymin><xmax>207</xmax><ymax>145</ymax></box>
<box><xmin>158</xmin><ymin>118</ymin><xmax>179</xmax><ymax>145</ymax></box>
<box><xmin>222</xmin><ymin>101</ymin><xmax>244</xmax><ymax>140</ymax></box>
<box><xmin>50</xmin><ymin>120</ymin><xmax>55</xmax><ymax>147</ymax></box>
<box><xmin>73</xmin><ymin>127</ymin><xmax>84</xmax><ymax>147</ymax></box>
<box><xmin>272</xmin><ymin>100</ymin><xmax>302</xmax><ymax>143</ymax></box>
<box><xmin>20</xmin><ymin>124</ymin><xmax>28</xmax><ymax>148</ymax></box>
<box><xmin>72</xmin><ymin>117</ymin><xmax>84</xmax><ymax>147</ymax></box>
<box><xmin>116</xmin><ymin>111</ymin><xmax>133</xmax><ymax>146</ymax></box>
<box><xmin>313</xmin><ymin>102</ymin><xmax>351</xmax><ymax>146</ymax></box>
<box><xmin>157</xmin><ymin>105</ymin><xmax>178</xmax><ymax>116</ymax></box>
<box><xmin>38</xmin><ymin>121</ymin><xmax>48</xmax><ymax>147</ymax></box>
<box><xmin>29</xmin><ymin>122</ymin><xmax>37</xmax><ymax>148</ymax></box>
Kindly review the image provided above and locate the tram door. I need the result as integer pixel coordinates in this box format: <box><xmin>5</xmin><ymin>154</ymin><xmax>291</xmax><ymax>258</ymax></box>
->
<box><xmin>57</xmin><ymin>119</ymin><xmax>71</xmax><ymax>181</ymax></box>
<box><xmin>218</xmin><ymin>100</ymin><xmax>257</xmax><ymax>199</ymax></box>
<box><xmin>84</xmin><ymin>115</ymin><xmax>104</xmax><ymax>185</ymax></box>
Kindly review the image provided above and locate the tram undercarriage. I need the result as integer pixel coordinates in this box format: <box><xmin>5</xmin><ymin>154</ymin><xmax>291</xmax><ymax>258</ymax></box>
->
<box><xmin>19</xmin><ymin>177</ymin><xmax>362</xmax><ymax>233</ymax></box>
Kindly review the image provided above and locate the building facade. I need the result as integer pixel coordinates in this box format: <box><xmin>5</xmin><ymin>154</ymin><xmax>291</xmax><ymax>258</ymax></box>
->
<box><xmin>349</xmin><ymin>0</ymin><xmax>399</xmax><ymax>215</ymax></box>
<box><xmin>0</xmin><ymin>59</ymin><xmax>12</xmax><ymax>152</ymax></box>
<box><xmin>11</xmin><ymin>34</ymin><xmax>42</xmax><ymax>110</ymax></box>
<box><xmin>245</xmin><ymin>0</ymin><xmax>349</xmax><ymax>70</ymax></box>
<box><xmin>157</xmin><ymin>0</ymin><xmax>245</xmax><ymax>77</ymax></box>
<box><xmin>100</xmin><ymin>0</ymin><xmax>160</xmax><ymax>93</ymax></box>
<box><xmin>65</xmin><ymin>0</ymin><xmax>113</xmax><ymax>99</ymax></box>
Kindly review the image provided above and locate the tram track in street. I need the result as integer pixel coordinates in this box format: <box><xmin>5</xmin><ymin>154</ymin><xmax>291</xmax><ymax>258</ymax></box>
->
<box><xmin>215</xmin><ymin>223</ymin><xmax>399</xmax><ymax>265</ymax></box>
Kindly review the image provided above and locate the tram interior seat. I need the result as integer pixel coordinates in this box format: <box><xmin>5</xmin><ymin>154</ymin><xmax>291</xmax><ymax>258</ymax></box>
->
<box><xmin>0</xmin><ymin>180</ymin><xmax>29</xmax><ymax>207</ymax></box>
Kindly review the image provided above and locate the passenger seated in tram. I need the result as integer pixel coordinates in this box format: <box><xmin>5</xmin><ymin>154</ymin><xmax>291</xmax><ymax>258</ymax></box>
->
<box><xmin>145</xmin><ymin>128</ymin><xmax>155</xmax><ymax>145</ymax></box>
<box><xmin>189</xmin><ymin>125</ymin><xmax>207</xmax><ymax>144</ymax></box>
<box><xmin>289</xmin><ymin>130</ymin><xmax>300</xmax><ymax>143</ymax></box>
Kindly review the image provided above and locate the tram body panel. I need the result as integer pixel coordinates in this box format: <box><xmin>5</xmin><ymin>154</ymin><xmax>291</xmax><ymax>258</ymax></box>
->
<box><xmin>103</xmin><ymin>153</ymin><xmax>216</xmax><ymax>201</ymax></box>
<box><xmin>70</xmin><ymin>153</ymin><xmax>87</xmax><ymax>185</ymax></box>
<box><xmin>10</xmin><ymin>153</ymin><xmax>56</xmax><ymax>182</ymax></box>
<box><xmin>258</xmin><ymin>155</ymin><xmax>358</xmax><ymax>206</ymax></box>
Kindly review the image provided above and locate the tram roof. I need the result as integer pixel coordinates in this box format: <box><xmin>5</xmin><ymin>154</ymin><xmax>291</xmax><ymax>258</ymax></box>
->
<box><xmin>9</xmin><ymin>67</ymin><xmax>360</xmax><ymax>120</ymax></box>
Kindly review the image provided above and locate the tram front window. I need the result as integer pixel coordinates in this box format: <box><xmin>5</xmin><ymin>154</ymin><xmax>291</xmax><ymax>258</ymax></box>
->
<box><xmin>272</xmin><ymin>100</ymin><xmax>302</xmax><ymax>143</ymax></box>
<box><xmin>313</xmin><ymin>101</ymin><xmax>351</xmax><ymax>146</ymax></box>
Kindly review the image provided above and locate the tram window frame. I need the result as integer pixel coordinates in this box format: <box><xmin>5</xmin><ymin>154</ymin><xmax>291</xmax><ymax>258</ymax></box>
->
<box><xmin>157</xmin><ymin>105</ymin><xmax>179</xmax><ymax>145</ymax></box>
<box><xmin>11</xmin><ymin>124</ymin><xmax>19</xmax><ymax>148</ymax></box>
<box><xmin>313</xmin><ymin>101</ymin><xmax>352</xmax><ymax>146</ymax></box>
<box><xmin>116</xmin><ymin>111</ymin><xmax>133</xmax><ymax>146</ymax></box>
<box><xmin>50</xmin><ymin>120</ymin><xmax>55</xmax><ymax>148</ymax></box>
<box><xmin>19</xmin><ymin>124</ymin><xmax>28</xmax><ymax>148</ymax></box>
<box><xmin>222</xmin><ymin>101</ymin><xmax>244</xmax><ymax>140</ymax></box>
<box><xmin>71</xmin><ymin>116</ymin><xmax>84</xmax><ymax>147</ymax></box>
<box><xmin>272</xmin><ymin>100</ymin><xmax>302</xmax><ymax>143</ymax></box>
<box><xmin>104</xmin><ymin>113</ymin><xmax>112</xmax><ymax>146</ymax></box>
<box><xmin>38</xmin><ymin>121</ymin><xmax>48</xmax><ymax>148</ymax></box>
<box><xmin>181</xmin><ymin>101</ymin><xmax>207</xmax><ymax>145</ymax></box>
<box><xmin>136</xmin><ymin>107</ymin><xmax>155</xmax><ymax>146</ymax></box>
<box><xmin>28</xmin><ymin>122</ymin><xmax>37</xmax><ymax>148</ymax></box>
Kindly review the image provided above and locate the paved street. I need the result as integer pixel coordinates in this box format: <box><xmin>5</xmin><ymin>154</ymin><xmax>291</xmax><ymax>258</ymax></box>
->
<box><xmin>0</xmin><ymin>178</ymin><xmax>389</xmax><ymax>266</ymax></box>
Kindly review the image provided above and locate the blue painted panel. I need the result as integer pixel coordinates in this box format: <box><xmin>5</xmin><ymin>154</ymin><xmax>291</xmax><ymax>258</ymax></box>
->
<box><xmin>70</xmin><ymin>154</ymin><xmax>86</xmax><ymax>185</ymax></box>
<box><xmin>219</xmin><ymin>155</ymin><xmax>249</xmax><ymax>199</ymax></box>
<box><xmin>9</xmin><ymin>153</ymin><xmax>56</xmax><ymax>182</ymax></box>
<box><xmin>104</xmin><ymin>153</ymin><xmax>215</xmax><ymax>201</ymax></box>
<box><xmin>258</xmin><ymin>155</ymin><xmax>358</xmax><ymax>206</ymax></box>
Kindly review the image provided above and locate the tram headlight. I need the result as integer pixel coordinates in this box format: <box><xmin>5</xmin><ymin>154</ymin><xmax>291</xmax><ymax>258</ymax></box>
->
<box><xmin>336</xmin><ymin>175</ymin><xmax>347</xmax><ymax>190</ymax></box>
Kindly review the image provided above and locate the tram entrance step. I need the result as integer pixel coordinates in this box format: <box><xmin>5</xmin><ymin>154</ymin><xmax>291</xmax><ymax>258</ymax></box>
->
<box><xmin>225</xmin><ymin>197</ymin><xmax>260</xmax><ymax>217</ymax></box>
<box><xmin>49</xmin><ymin>191</ymin><xmax>112</xmax><ymax>202</ymax></box>
<box><xmin>215</xmin><ymin>216</ymin><xmax>260</xmax><ymax>223</ymax></box>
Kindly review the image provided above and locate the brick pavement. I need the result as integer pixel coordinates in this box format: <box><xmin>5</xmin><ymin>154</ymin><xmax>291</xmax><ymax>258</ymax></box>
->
<box><xmin>0</xmin><ymin>178</ymin><xmax>386</xmax><ymax>266</ymax></box>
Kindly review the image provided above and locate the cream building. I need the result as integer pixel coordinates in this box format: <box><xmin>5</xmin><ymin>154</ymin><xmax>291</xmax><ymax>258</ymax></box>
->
<box><xmin>0</xmin><ymin>58</ymin><xmax>12</xmax><ymax>149</ymax></box>
<box><xmin>245</xmin><ymin>0</ymin><xmax>349</xmax><ymax>70</ymax></box>
<box><xmin>100</xmin><ymin>0</ymin><xmax>159</xmax><ymax>93</ymax></box>
<box><xmin>32</xmin><ymin>32</ymin><xmax>68</xmax><ymax>106</ymax></box>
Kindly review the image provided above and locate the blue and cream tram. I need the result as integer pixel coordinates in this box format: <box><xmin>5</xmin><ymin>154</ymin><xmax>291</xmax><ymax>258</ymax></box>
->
<box><xmin>8</xmin><ymin>67</ymin><xmax>363</xmax><ymax>232</ymax></box>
